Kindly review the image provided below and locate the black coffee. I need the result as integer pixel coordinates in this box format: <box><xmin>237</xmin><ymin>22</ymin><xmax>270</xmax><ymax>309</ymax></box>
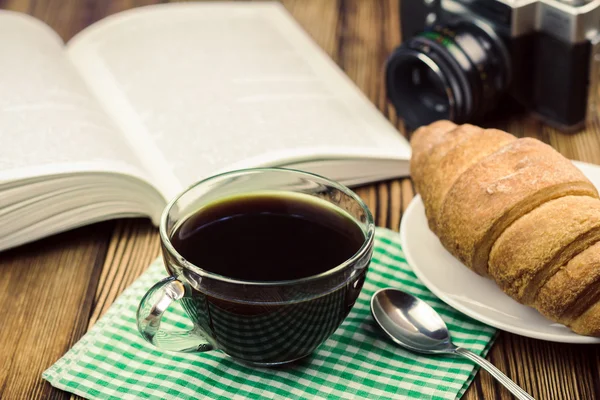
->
<box><xmin>171</xmin><ymin>193</ymin><xmax>365</xmax><ymax>281</ymax></box>
<box><xmin>166</xmin><ymin>192</ymin><xmax>370</xmax><ymax>365</ymax></box>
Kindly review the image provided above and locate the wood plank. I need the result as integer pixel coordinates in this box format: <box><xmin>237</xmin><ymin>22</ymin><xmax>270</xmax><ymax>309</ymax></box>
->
<box><xmin>88</xmin><ymin>220</ymin><xmax>160</xmax><ymax>326</ymax></box>
<box><xmin>0</xmin><ymin>223</ymin><xmax>113</xmax><ymax>400</ymax></box>
<box><xmin>498</xmin><ymin>334</ymin><xmax>598</xmax><ymax>400</ymax></box>
<box><xmin>0</xmin><ymin>0</ymin><xmax>31</xmax><ymax>13</ymax></box>
<box><xmin>338</xmin><ymin>0</ymin><xmax>382</xmax><ymax>106</ymax></box>
<box><xmin>388</xmin><ymin>179</ymin><xmax>403</xmax><ymax>231</ymax></box>
<box><xmin>281</xmin><ymin>0</ymin><xmax>340</xmax><ymax>62</ymax></box>
<box><xmin>28</xmin><ymin>0</ymin><xmax>97</xmax><ymax>42</ymax></box>
<box><xmin>376</xmin><ymin>182</ymin><xmax>389</xmax><ymax>228</ymax></box>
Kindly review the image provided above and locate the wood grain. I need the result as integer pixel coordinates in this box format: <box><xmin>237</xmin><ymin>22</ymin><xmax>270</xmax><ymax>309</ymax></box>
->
<box><xmin>0</xmin><ymin>0</ymin><xmax>599</xmax><ymax>399</ymax></box>
<box><xmin>88</xmin><ymin>220</ymin><xmax>161</xmax><ymax>327</ymax></box>
<box><xmin>0</xmin><ymin>223</ymin><xmax>113</xmax><ymax>400</ymax></box>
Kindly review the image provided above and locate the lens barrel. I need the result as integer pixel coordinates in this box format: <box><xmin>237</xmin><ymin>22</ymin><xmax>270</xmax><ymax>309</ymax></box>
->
<box><xmin>386</xmin><ymin>21</ymin><xmax>510</xmax><ymax>129</ymax></box>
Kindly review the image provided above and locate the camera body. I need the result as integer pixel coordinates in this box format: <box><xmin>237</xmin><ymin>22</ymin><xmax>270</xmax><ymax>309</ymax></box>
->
<box><xmin>387</xmin><ymin>0</ymin><xmax>600</xmax><ymax>131</ymax></box>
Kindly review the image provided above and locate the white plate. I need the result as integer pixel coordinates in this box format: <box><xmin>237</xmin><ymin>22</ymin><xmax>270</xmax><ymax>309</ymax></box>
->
<box><xmin>399</xmin><ymin>161</ymin><xmax>600</xmax><ymax>344</ymax></box>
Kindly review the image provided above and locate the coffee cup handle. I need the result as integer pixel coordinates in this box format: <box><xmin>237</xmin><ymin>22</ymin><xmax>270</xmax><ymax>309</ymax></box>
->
<box><xmin>136</xmin><ymin>276</ymin><xmax>215</xmax><ymax>353</ymax></box>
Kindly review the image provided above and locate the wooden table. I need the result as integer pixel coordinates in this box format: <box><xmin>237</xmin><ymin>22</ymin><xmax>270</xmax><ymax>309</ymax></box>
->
<box><xmin>1</xmin><ymin>1</ymin><xmax>600</xmax><ymax>399</ymax></box>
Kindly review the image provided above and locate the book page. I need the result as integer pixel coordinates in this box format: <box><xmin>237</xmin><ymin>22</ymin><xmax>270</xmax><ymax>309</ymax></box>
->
<box><xmin>66</xmin><ymin>3</ymin><xmax>410</xmax><ymax>198</ymax></box>
<box><xmin>0</xmin><ymin>12</ymin><xmax>151</xmax><ymax>185</ymax></box>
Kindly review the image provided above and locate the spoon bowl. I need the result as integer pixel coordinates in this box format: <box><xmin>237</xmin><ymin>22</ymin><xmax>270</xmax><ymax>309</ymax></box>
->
<box><xmin>370</xmin><ymin>288</ymin><xmax>535</xmax><ymax>400</ymax></box>
<box><xmin>370</xmin><ymin>288</ymin><xmax>454</xmax><ymax>354</ymax></box>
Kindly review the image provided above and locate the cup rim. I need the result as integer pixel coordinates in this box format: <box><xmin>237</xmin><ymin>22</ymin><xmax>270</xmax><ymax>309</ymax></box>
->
<box><xmin>159</xmin><ymin>167</ymin><xmax>375</xmax><ymax>287</ymax></box>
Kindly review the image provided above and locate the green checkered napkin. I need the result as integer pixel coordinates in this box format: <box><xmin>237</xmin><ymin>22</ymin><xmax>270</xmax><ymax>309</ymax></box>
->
<box><xmin>43</xmin><ymin>228</ymin><xmax>496</xmax><ymax>400</ymax></box>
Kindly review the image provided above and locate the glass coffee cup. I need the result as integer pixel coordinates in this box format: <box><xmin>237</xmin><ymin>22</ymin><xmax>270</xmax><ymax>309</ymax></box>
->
<box><xmin>137</xmin><ymin>168</ymin><xmax>374</xmax><ymax>366</ymax></box>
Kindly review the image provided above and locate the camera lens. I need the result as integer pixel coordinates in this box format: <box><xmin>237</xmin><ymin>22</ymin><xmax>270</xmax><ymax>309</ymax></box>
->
<box><xmin>386</xmin><ymin>21</ymin><xmax>510</xmax><ymax>129</ymax></box>
<box><xmin>386</xmin><ymin>50</ymin><xmax>457</xmax><ymax>128</ymax></box>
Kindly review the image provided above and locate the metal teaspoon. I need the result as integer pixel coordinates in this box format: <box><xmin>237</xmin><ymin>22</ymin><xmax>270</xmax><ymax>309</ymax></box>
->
<box><xmin>370</xmin><ymin>288</ymin><xmax>535</xmax><ymax>400</ymax></box>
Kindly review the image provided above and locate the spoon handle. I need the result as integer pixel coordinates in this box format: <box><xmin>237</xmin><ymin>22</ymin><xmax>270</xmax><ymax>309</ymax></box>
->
<box><xmin>454</xmin><ymin>347</ymin><xmax>535</xmax><ymax>400</ymax></box>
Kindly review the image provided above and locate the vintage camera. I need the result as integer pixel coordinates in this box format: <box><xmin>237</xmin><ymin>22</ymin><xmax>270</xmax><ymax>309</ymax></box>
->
<box><xmin>385</xmin><ymin>0</ymin><xmax>600</xmax><ymax>131</ymax></box>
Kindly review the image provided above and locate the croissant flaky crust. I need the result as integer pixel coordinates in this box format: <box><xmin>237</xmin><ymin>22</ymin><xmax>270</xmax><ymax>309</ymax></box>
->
<box><xmin>410</xmin><ymin>121</ymin><xmax>600</xmax><ymax>336</ymax></box>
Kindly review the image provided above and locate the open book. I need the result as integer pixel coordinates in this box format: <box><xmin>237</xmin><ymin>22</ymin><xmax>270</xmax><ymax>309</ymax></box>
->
<box><xmin>0</xmin><ymin>2</ymin><xmax>411</xmax><ymax>252</ymax></box>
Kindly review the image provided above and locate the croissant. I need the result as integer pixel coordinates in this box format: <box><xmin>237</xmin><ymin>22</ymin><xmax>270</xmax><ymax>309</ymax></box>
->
<box><xmin>410</xmin><ymin>121</ymin><xmax>600</xmax><ymax>336</ymax></box>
